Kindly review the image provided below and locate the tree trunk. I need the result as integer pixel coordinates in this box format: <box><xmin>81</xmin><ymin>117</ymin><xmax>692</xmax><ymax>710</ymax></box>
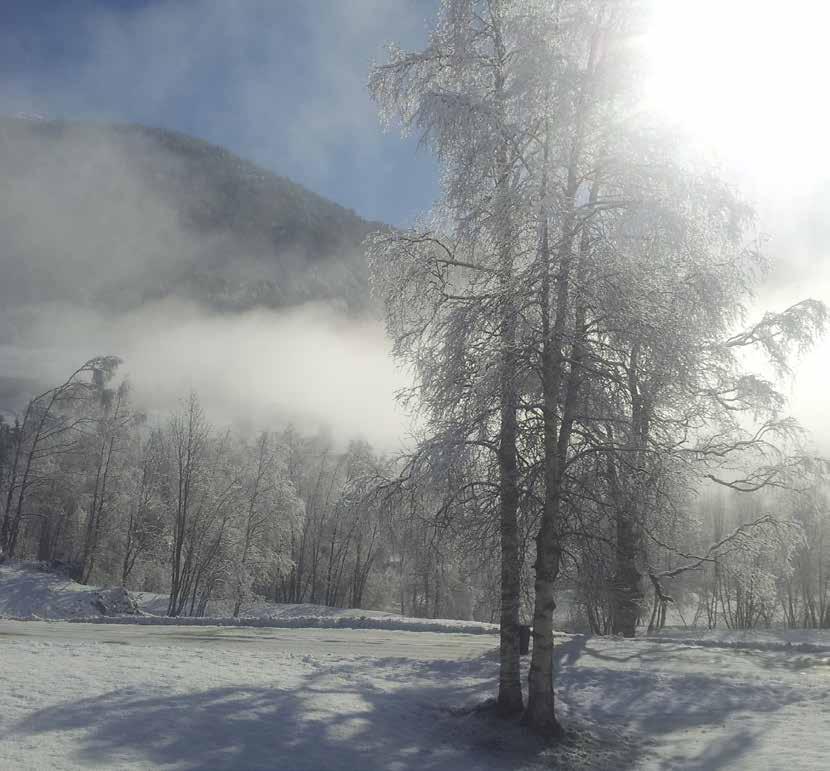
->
<box><xmin>523</xmin><ymin>209</ymin><xmax>568</xmax><ymax>736</ymax></box>
<box><xmin>492</xmin><ymin>1</ymin><xmax>523</xmax><ymax>717</ymax></box>
<box><xmin>524</xmin><ymin>483</ymin><xmax>564</xmax><ymax>735</ymax></box>
<box><xmin>611</xmin><ymin>344</ymin><xmax>646</xmax><ymax>637</ymax></box>
<box><xmin>524</xmin><ymin>135</ymin><xmax>594</xmax><ymax>738</ymax></box>
<box><xmin>612</xmin><ymin>510</ymin><xmax>642</xmax><ymax>636</ymax></box>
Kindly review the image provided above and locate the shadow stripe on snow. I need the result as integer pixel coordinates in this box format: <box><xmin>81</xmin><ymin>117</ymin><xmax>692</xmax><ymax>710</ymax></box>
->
<box><xmin>637</xmin><ymin>634</ymin><xmax>830</xmax><ymax>655</ymax></box>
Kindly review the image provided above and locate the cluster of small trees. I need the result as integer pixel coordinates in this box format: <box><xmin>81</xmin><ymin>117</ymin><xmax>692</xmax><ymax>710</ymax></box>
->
<box><xmin>782</xmin><ymin>487</ymin><xmax>830</xmax><ymax>628</ymax></box>
<box><xmin>367</xmin><ymin>0</ymin><xmax>827</xmax><ymax>734</ymax></box>
<box><xmin>677</xmin><ymin>486</ymin><xmax>830</xmax><ymax>632</ymax></box>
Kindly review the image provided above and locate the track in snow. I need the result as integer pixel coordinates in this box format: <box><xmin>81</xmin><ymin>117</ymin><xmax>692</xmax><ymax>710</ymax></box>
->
<box><xmin>0</xmin><ymin>618</ymin><xmax>497</xmax><ymax>660</ymax></box>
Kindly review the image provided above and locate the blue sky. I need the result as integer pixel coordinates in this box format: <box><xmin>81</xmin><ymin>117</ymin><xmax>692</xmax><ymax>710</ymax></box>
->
<box><xmin>1</xmin><ymin>0</ymin><xmax>440</xmax><ymax>226</ymax></box>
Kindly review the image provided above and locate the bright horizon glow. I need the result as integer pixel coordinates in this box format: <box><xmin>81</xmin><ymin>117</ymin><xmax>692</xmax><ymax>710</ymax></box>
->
<box><xmin>643</xmin><ymin>0</ymin><xmax>830</xmax><ymax>198</ymax></box>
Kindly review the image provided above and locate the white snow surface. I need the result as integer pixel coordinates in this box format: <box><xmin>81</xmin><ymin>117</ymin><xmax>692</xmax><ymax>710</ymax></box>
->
<box><xmin>0</xmin><ymin>562</ymin><xmax>497</xmax><ymax>634</ymax></box>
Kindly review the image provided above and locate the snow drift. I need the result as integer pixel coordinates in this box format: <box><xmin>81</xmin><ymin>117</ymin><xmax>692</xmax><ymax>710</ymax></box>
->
<box><xmin>0</xmin><ymin>562</ymin><xmax>497</xmax><ymax>635</ymax></box>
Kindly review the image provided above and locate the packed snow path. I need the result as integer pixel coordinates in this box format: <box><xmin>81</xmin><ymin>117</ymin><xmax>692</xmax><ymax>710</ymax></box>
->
<box><xmin>1</xmin><ymin>621</ymin><xmax>828</xmax><ymax>769</ymax></box>
<box><xmin>0</xmin><ymin>619</ymin><xmax>495</xmax><ymax>660</ymax></box>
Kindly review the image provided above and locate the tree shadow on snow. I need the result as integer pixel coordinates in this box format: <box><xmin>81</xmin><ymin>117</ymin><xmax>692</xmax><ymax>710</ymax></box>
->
<box><xmin>11</xmin><ymin>653</ymin><xmax>596</xmax><ymax>771</ymax></box>
<box><xmin>13</xmin><ymin>636</ymin><xmax>813</xmax><ymax>770</ymax></box>
<box><xmin>730</xmin><ymin>647</ymin><xmax>830</xmax><ymax>674</ymax></box>
<box><xmin>552</xmin><ymin>637</ymin><xmax>817</xmax><ymax>769</ymax></box>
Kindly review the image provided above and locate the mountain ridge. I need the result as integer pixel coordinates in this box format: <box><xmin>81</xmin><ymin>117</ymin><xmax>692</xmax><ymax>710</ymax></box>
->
<box><xmin>0</xmin><ymin>115</ymin><xmax>382</xmax><ymax>315</ymax></box>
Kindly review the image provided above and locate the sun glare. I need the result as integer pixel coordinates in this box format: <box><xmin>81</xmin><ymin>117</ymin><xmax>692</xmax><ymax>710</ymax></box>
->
<box><xmin>643</xmin><ymin>0</ymin><xmax>830</xmax><ymax>194</ymax></box>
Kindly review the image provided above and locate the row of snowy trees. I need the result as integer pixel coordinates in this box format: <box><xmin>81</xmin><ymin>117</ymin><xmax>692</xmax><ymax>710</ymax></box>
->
<box><xmin>0</xmin><ymin>352</ymin><xmax>824</xmax><ymax>632</ymax></box>
<box><xmin>0</xmin><ymin>360</ymin><xmax>506</xmax><ymax>620</ymax></box>
<box><xmin>367</xmin><ymin>0</ymin><xmax>827</xmax><ymax>734</ymax></box>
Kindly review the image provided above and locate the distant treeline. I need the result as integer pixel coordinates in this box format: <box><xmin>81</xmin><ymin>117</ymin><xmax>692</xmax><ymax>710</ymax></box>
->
<box><xmin>0</xmin><ymin>357</ymin><xmax>499</xmax><ymax>620</ymax></box>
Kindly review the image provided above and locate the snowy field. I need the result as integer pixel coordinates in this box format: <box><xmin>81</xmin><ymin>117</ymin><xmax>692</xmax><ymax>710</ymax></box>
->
<box><xmin>2</xmin><ymin>564</ymin><xmax>829</xmax><ymax>770</ymax></box>
<box><xmin>2</xmin><ymin>621</ymin><xmax>829</xmax><ymax>770</ymax></box>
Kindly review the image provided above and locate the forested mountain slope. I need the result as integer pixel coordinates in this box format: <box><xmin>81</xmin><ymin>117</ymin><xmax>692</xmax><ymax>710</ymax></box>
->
<box><xmin>0</xmin><ymin>115</ymin><xmax>378</xmax><ymax>314</ymax></box>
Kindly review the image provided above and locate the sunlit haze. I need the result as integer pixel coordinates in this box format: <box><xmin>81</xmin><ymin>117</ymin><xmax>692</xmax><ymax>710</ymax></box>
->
<box><xmin>645</xmin><ymin>0</ymin><xmax>830</xmax><ymax>450</ymax></box>
<box><xmin>645</xmin><ymin>0</ymin><xmax>829</xmax><ymax>192</ymax></box>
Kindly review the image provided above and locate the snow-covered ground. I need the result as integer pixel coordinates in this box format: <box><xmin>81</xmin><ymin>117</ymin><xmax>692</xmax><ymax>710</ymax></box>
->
<box><xmin>1</xmin><ymin>622</ymin><xmax>828</xmax><ymax>770</ymax></box>
<box><xmin>2</xmin><ymin>563</ymin><xmax>829</xmax><ymax>769</ymax></box>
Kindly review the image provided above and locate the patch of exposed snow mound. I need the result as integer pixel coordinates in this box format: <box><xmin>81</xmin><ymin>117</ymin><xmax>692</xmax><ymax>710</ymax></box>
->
<box><xmin>0</xmin><ymin>561</ymin><xmax>104</xmax><ymax>619</ymax></box>
<box><xmin>93</xmin><ymin>586</ymin><xmax>142</xmax><ymax>616</ymax></box>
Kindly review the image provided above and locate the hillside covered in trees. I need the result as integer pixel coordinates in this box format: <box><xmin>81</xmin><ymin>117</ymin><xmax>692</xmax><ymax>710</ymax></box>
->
<box><xmin>0</xmin><ymin>115</ymin><xmax>377</xmax><ymax>315</ymax></box>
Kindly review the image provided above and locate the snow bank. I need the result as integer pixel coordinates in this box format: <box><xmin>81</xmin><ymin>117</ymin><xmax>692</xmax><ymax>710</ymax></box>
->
<box><xmin>139</xmin><ymin>592</ymin><xmax>496</xmax><ymax>627</ymax></box>
<box><xmin>0</xmin><ymin>562</ymin><xmax>104</xmax><ymax>620</ymax></box>
<box><xmin>66</xmin><ymin>612</ymin><xmax>498</xmax><ymax>635</ymax></box>
<box><xmin>0</xmin><ymin>562</ymin><xmax>497</xmax><ymax>634</ymax></box>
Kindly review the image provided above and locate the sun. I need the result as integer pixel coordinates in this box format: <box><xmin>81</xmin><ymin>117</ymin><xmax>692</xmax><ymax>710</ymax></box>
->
<box><xmin>641</xmin><ymin>0</ymin><xmax>830</xmax><ymax>193</ymax></box>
